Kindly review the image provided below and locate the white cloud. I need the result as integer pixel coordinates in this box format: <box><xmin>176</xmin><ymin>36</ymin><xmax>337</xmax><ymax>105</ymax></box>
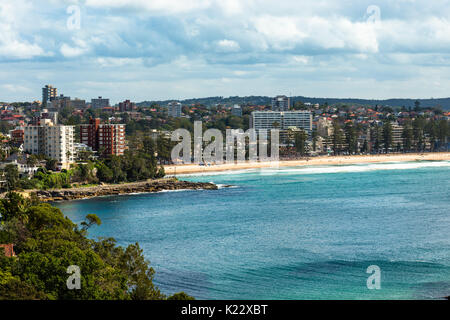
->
<box><xmin>1</xmin><ymin>84</ymin><xmax>31</xmax><ymax>93</ymax></box>
<box><xmin>85</xmin><ymin>0</ymin><xmax>212</xmax><ymax>14</ymax></box>
<box><xmin>292</xmin><ymin>55</ymin><xmax>309</xmax><ymax>64</ymax></box>
<box><xmin>60</xmin><ymin>39</ymin><xmax>89</xmax><ymax>58</ymax></box>
<box><xmin>0</xmin><ymin>1</ymin><xmax>45</xmax><ymax>59</ymax></box>
<box><xmin>97</xmin><ymin>57</ymin><xmax>143</xmax><ymax>67</ymax></box>
<box><xmin>4</xmin><ymin>0</ymin><xmax>450</xmax><ymax>101</ymax></box>
<box><xmin>216</xmin><ymin>39</ymin><xmax>240</xmax><ymax>52</ymax></box>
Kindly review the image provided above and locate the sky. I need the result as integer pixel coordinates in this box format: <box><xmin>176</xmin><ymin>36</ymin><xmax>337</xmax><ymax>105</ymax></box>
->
<box><xmin>1</xmin><ymin>0</ymin><xmax>450</xmax><ymax>104</ymax></box>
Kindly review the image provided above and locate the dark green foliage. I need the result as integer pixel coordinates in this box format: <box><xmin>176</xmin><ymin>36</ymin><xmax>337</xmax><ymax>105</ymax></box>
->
<box><xmin>382</xmin><ymin>122</ymin><xmax>393</xmax><ymax>153</ymax></box>
<box><xmin>4</xmin><ymin>164</ymin><xmax>19</xmax><ymax>191</ymax></box>
<box><xmin>344</xmin><ymin>122</ymin><xmax>358</xmax><ymax>154</ymax></box>
<box><xmin>168</xmin><ymin>292</ymin><xmax>195</xmax><ymax>300</ymax></box>
<box><xmin>332</xmin><ymin>121</ymin><xmax>344</xmax><ymax>155</ymax></box>
<box><xmin>294</xmin><ymin>130</ymin><xmax>308</xmax><ymax>156</ymax></box>
<box><xmin>0</xmin><ymin>192</ymin><xmax>193</xmax><ymax>300</ymax></box>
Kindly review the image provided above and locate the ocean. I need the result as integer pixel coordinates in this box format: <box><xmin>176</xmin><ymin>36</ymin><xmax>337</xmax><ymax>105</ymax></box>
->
<box><xmin>54</xmin><ymin>161</ymin><xmax>450</xmax><ymax>299</ymax></box>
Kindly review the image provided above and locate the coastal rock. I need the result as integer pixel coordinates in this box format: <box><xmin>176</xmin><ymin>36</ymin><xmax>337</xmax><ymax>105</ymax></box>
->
<box><xmin>32</xmin><ymin>178</ymin><xmax>218</xmax><ymax>202</ymax></box>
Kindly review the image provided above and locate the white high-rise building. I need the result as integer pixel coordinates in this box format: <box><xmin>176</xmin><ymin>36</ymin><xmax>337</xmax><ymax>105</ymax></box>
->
<box><xmin>23</xmin><ymin>120</ymin><xmax>75</xmax><ymax>168</ymax></box>
<box><xmin>167</xmin><ymin>101</ymin><xmax>182</xmax><ymax>117</ymax></box>
<box><xmin>250</xmin><ymin>111</ymin><xmax>312</xmax><ymax>134</ymax></box>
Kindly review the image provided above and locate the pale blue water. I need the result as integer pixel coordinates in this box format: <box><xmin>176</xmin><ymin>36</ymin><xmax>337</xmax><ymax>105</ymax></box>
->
<box><xmin>54</xmin><ymin>161</ymin><xmax>450</xmax><ymax>299</ymax></box>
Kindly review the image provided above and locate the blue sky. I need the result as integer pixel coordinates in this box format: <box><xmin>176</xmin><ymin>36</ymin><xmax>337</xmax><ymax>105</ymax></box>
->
<box><xmin>1</xmin><ymin>0</ymin><xmax>450</xmax><ymax>103</ymax></box>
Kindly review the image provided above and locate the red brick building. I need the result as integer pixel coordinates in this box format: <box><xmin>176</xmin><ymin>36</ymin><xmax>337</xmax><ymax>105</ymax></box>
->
<box><xmin>10</xmin><ymin>128</ymin><xmax>24</xmax><ymax>145</ymax></box>
<box><xmin>0</xmin><ymin>244</ymin><xmax>16</xmax><ymax>257</ymax></box>
<box><xmin>118</xmin><ymin>100</ymin><xmax>136</xmax><ymax>112</ymax></box>
<box><xmin>80</xmin><ymin>118</ymin><xmax>125</xmax><ymax>156</ymax></box>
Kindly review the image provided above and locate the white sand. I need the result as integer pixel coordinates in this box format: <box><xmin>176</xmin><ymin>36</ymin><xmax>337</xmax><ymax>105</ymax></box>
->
<box><xmin>164</xmin><ymin>152</ymin><xmax>450</xmax><ymax>175</ymax></box>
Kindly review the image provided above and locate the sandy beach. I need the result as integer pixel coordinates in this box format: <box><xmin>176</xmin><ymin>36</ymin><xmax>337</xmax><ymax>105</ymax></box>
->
<box><xmin>164</xmin><ymin>152</ymin><xmax>450</xmax><ymax>175</ymax></box>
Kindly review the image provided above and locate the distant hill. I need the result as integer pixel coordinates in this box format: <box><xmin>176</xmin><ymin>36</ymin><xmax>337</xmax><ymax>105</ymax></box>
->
<box><xmin>137</xmin><ymin>96</ymin><xmax>450</xmax><ymax>110</ymax></box>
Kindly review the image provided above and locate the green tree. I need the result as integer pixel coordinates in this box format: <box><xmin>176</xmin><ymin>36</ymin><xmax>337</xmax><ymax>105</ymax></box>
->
<box><xmin>344</xmin><ymin>122</ymin><xmax>358</xmax><ymax>154</ymax></box>
<box><xmin>0</xmin><ymin>192</ymin><xmax>193</xmax><ymax>300</ymax></box>
<box><xmin>294</xmin><ymin>130</ymin><xmax>308</xmax><ymax>156</ymax></box>
<box><xmin>332</xmin><ymin>121</ymin><xmax>344</xmax><ymax>155</ymax></box>
<box><xmin>413</xmin><ymin>118</ymin><xmax>425</xmax><ymax>152</ymax></box>
<box><xmin>402</xmin><ymin>121</ymin><xmax>413</xmax><ymax>152</ymax></box>
<box><xmin>4</xmin><ymin>164</ymin><xmax>20</xmax><ymax>191</ymax></box>
<box><xmin>119</xmin><ymin>243</ymin><xmax>165</xmax><ymax>300</ymax></box>
<box><xmin>96</xmin><ymin>162</ymin><xmax>114</xmax><ymax>183</ymax></box>
<box><xmin>437</xmin><ymin>119</ymin><xmax>449</xmax><ymax>149</ymax></box>
<box><xmin>45</xmin><ymin>159</ymin><xmax>58</xmax><ymax>171</ymax></box>
<box><xmin>168</xmin><ymin>292</ymin><xmax>195</xmax><ymax>300</ymax></box>
<box><xmin>382</xmin><ymin>122</ymin><xmax>393</xmax><ymax>153</ymax></box>
<box><xmin>80</xmin><ymin>214</ymin><xmax>102</xmax><ymax>230</ymax></box>
<box><xmin>311</xmin><ymin>128</ymin><xmax>318</xmax><ymax>152</ymax></box>
<box><xmin>26</xmin><ymin>155</ymin><xmax>39</xmax><ymax>167</ymax></box>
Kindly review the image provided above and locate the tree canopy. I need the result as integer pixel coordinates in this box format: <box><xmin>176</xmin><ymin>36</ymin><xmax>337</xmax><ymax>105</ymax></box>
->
<box><xmin>0</xmin><ymin>192</ymin><xmax>193</xmax><ymax>300</ymax></box>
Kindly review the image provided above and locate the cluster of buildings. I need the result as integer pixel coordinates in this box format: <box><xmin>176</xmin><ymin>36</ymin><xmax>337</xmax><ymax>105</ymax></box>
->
<box><xmin>42</xmin><ymin>85</ymin><xmax>136</xmax><ymax>113</ymax></box>
<box><xmin>1</xmin><ymin>85</ymin><xmax>129</xmax><ymax>172</ymax></box>
<box><xmin>1</xmin><ymin>85</ymin><xmax>449</xmax><ymax>173</ymax></box>
<box><xmin>12</xmin><ymin>112</ymin><xmax>126</xmax><ymax>169</ymax></box>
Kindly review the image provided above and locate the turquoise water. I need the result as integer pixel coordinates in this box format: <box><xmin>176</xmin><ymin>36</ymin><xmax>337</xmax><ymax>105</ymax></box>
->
<box><xmin>54</xmin><ymin>161</ymin><xmax>450</xmax><ymax>299</ymax></box>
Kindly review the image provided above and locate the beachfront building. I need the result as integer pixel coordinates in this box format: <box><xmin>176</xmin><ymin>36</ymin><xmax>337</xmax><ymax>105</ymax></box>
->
<box><xmin>80</xmin><ymin>118</ymin><xmax>126</xmax><ymax>156</ymax></box>
<box><xmin>23</xmin><ymin>120</ymin><xmax>75</xmax><ymax>168</ymax></box>
<box><xmin>392</xmin><ymin>123</ymin><xmax>404</xmax><ymax>149</ymax></box>
<box><xmin>271</xmin><ymin>95</ymin><xmax>290</xmax><ymax>111</ymax></box>
<box><xmin>250</xmin><ymin>111</ymin><xmax>312</xmax><ymax>140</ymax></box>
<box><xmin>316</xmin><ymin>117</ymin><xmax>333</xmax><ymax>137</ymax></box>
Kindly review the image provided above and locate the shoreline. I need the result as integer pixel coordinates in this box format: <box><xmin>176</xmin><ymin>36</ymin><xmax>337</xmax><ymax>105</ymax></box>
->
<box><xmin>23</xmin><ymin>178</ymin><xmax>218</xmax><ymax>202</ymax></box>
<box><xmin>164</xmin><ymin>152</ymin><xmax>450</xmax><ymax>175</ymax></box>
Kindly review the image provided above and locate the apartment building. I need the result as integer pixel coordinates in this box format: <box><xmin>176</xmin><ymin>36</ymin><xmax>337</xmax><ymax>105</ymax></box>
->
<box><xmin>167</xmin><ymin>102</ymin><xmax>182</xmax><ymax>117</ymax></box>
<box><xmin>98</xmin><ymin>124</ymin><xmax>126</xmax><ymax>156</ymax></box>
<box><xmin>119</xmin><ymin>100</ymin><xmax>136</xmax><ymax>112</ymax></box>
<box><xmin>250</xmin><ymin>111</ymin><xmax>312</xmax><ymax>135</ymax></box>
<box><xmin>80</xmin><ymin>118</ymin><xmax>126</xmax><ymax>156</ymax></box>
<box><xmin>91</xmin><ymin>96</ymin><xmax>110</xmax><ymax>109</ymax></box>
<box><xmin>42</xmin><ymin>85</ymin><xmax>57</xmax><ymax>107</ymax></box>
<box><xmin>9</xmin><ymin>128</ymin><xmax>24</xmax><ymax>145</ymax></box>
<box><xmin>23</xmin><ymin>120</ymin><xmax>75</xmax><ymax>168</ymax></box>
<box><xmin>31</xmin><ymin>109</ymin><xmax>59</xmax><ymax>126</ymax></box>
<box><xmin>392</xmin><ymin>123</ymin><xmax>404</xmax><ymax>148</ymax></box>
<box><xmin>70</xmin><ymin>98</ymin><xmax>86</xmax><ymax>109</ymax></box>
<box><xmin>232</xmin><ymin>104</ymin><xmax>242</xmax><ymax>117</ymax></box>
<box><xmin>50</xmin><ymin>94</ymin><xmax>71</xmax><ymax>110</ymax></box>
<box><xmin>271</xmin><ymin>95</ymin><xmax>290</xmax><ymax>111</ymax></box>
